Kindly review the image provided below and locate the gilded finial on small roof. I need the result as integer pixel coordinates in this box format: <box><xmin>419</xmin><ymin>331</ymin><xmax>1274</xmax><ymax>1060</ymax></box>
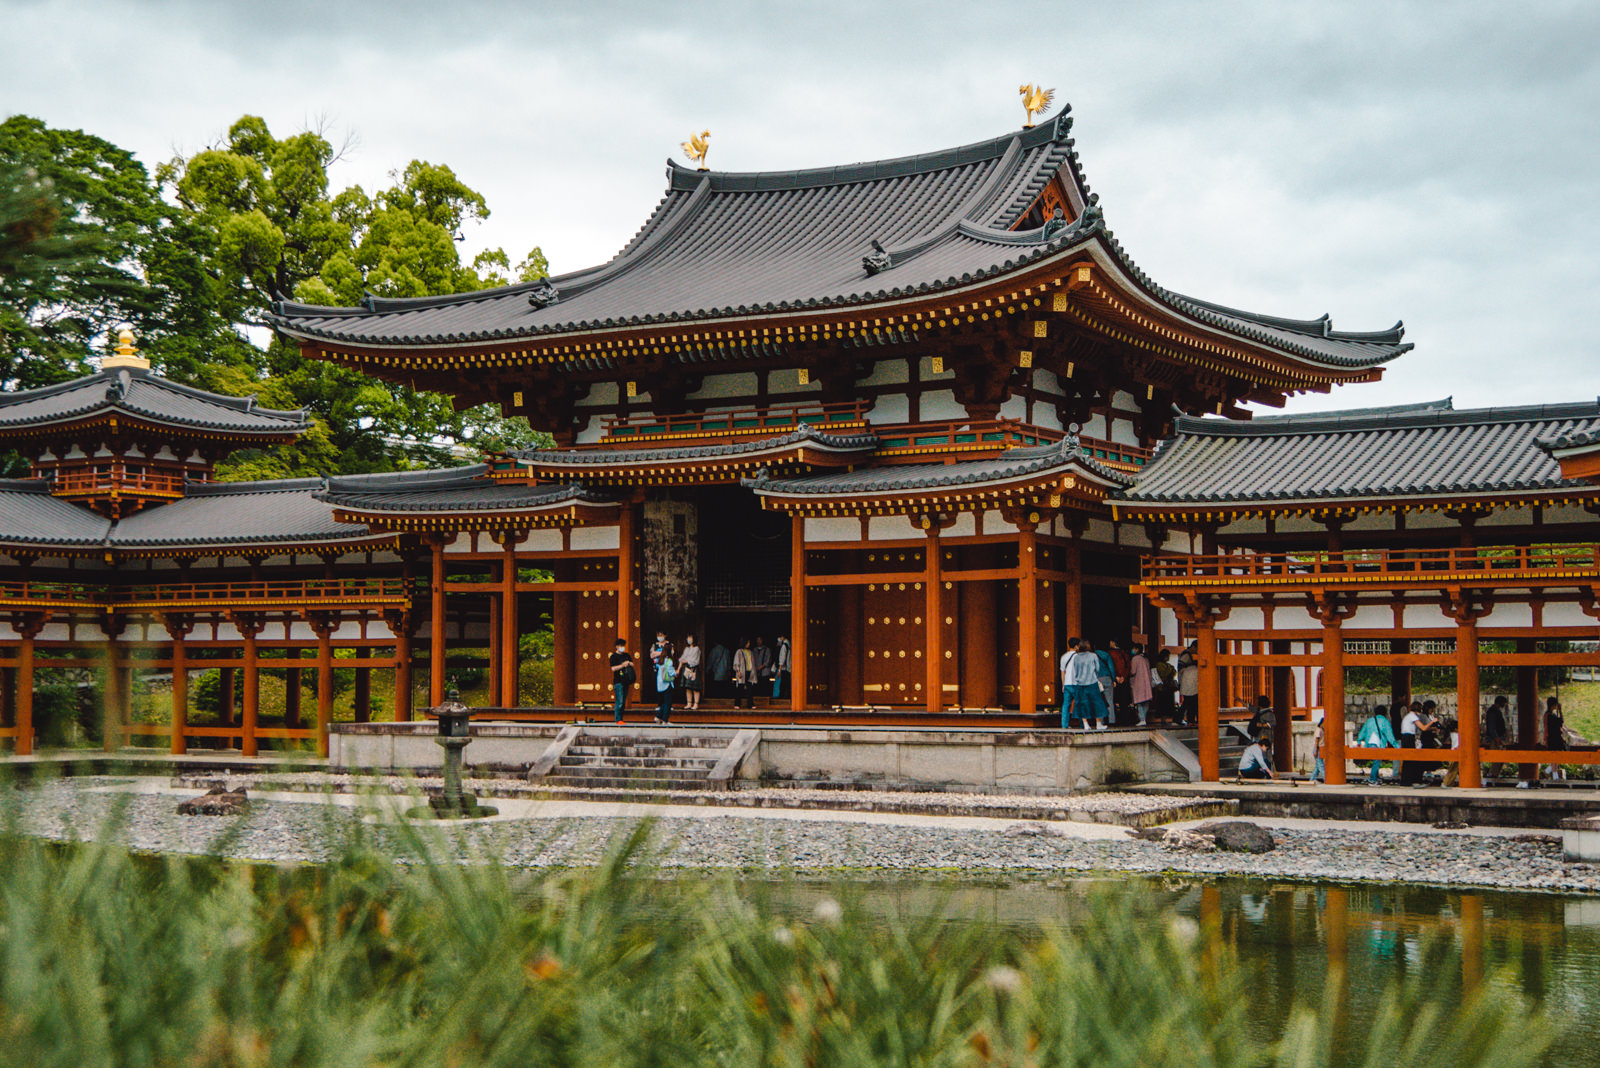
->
<box><xmin>1018</xmin><ymin>84</ymin><xmax>1055</xmax><ymax>128</ymax></box>
<box><xmin>103</xmin><ymin>324</ymin><xmax>150</xmax><ymax>370</ymax></box>
<box><xmin>681</xmin><ymin>130</ymin><xmax>711</xmax><ymax>171</ymax></box>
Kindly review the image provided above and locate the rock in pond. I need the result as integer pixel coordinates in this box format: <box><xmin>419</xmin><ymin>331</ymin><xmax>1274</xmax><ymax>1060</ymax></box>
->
<box><xmin>177</xmin><ymin>786</ymin><xmax>249</xmax><ymax>816</ymax></box>
<box><xmin>1190</xmin><ymin>820</ymin><xmax>1275</xmax><ymax>854</ymax></box>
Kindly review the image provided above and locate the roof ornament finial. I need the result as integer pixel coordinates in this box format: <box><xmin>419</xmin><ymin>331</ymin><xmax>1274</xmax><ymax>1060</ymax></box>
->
<box><xmin>681</xmin><ymin>130</ymin><xmax>711</xmax><ymax>171</ymax></box>
<box><xmin>527</xmin><ymin>278</ymin><xmax>559</xmax><ymax>309</ymax></box>
<box><xmin>103</xmin><ymin>324</ymin><xmax>150</xmax><ymax>371</ymax></box>
<box><xmin>1042</xmin><ymin>206</ymin><xmax>1068</xmax><ymax>240</ymax></box>
<box><xmin>862</xmin><ymin>239</ymin><xmax>892</xmax><ymax>277</ymax></box>
<box><xmin>1018</xmin><ymin>84</ymin><xmax>1055</xmax><ymax>129</ymax></box>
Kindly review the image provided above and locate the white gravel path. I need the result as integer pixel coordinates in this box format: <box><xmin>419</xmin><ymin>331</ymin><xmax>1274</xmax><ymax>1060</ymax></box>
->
<box><xmin>6</xmin><ymin>777</ymin><xmax>1599</xmax><ymax>894</ymax></box>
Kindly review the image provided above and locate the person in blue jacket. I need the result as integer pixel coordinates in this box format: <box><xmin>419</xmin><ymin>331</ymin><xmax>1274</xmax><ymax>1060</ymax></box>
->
<box><xmin>1356</xmin><ymin>704</ymin><xmax>1399</xmax><ymax>784</ymax></box>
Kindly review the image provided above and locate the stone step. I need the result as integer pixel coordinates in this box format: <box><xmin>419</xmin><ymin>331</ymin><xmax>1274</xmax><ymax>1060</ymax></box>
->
<box><xmin>548</xmin><ymin>762</ymin><xmax>712</xmax><ymax>780</ymax></box>
<box><xmin>571</xmin><ymin>735</ymin><xmax>732</xmax><ymax>750</ymax></box>
<box><xmin>557</xmin><ymin>754</ymin><xmax>719</xmax><ymax>770</ymax></box>
<box><xmin>543</xmin><ymin>771</ymin><xmax>711</xmax><ymax>791</ymax></box>
<box><xmin>566</xmin><ymin>743</ymin><xmax>726</xmax><ymax>758</ymax></box>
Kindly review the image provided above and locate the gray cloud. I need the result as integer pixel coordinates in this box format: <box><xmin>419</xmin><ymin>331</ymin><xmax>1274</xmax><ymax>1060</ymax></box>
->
<box><xmin>3</xmin><ymin>0</ymin><xmax>1595</xmax><ymax>412</ymax></box>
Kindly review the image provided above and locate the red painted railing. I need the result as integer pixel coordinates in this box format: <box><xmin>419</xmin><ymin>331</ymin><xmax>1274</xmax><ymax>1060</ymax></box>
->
<box><xmin>49</xmin><ymin>465</ymin><xmax>189</xmax><ymax>496</ymax></box>
<box><xmin>1141</xmin><ymin>544</ymin><xmax>1600</xmax><ymax>587</ymax></box>
<box><xmin>0</xmin><ymin>578</ymin><xmax>414</xmax><ymax>611</ymax></box>
<box><xmin>599</xmin><ymin>400</ymin><xmax>870</xmax><ymax>444</ymax></box>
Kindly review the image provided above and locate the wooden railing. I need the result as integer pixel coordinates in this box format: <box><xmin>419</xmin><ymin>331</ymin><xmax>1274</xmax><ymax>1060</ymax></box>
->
<box><xmin>49</xmin><ymin>466</ymin><xmax>189</xmax><ymax>497</ymax></box>
<box><xmin>873</xmin><ymin>419</ymin><xmax>1062</xmax><ymax>457</ymax></box>
<box><xmin>0</xmin><ymin>577</ymin><xmax>415</xmax><ymax>612</ymax></box>
<box><xmin>1141</xmin><ymin>544</ymin><xmax>1600</xmax><ymax>589</ymax></box>
<box><xmin>599</xmin><ymin>400</ymin><xmax>870</xmax><ymax>444</ymax></box>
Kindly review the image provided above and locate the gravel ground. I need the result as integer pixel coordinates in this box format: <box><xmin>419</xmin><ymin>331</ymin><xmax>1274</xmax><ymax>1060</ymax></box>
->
<box><xmin>5</xmin><ymin>777</ymin><xmax>1599</xmax><ymax>894</ymax></box>
<box><xmin>188</xmin><ymin>770</ymin><xmax>1226</xmax><ymax>821</ymax></box>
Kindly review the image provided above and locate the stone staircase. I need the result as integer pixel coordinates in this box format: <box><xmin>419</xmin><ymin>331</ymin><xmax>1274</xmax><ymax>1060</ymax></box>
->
<box><xmin>528</xmin><ymin>726</ymin><xmax>759</xmax><ymax>791</ymax></box>
<box><xmin>1172</xmin><ymin>723</ymin><xmax>1251</xmax><ymax>775</ymax></box>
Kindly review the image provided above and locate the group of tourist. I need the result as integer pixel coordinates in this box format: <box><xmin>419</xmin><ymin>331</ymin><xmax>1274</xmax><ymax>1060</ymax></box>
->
<box><xmin>1344</xmin><ymin>694</ymin><xmax>1571</xmax><ymax>787</ymax></box>
<box><xmin>1057</xmin><ymin>637</ymin><xmax>1202</xmax><ymax>730</ymax></box>
<box><xmin>608</xmin><ymin>632</ymin><xmax>793</xmax><ymax>723</ymax></box>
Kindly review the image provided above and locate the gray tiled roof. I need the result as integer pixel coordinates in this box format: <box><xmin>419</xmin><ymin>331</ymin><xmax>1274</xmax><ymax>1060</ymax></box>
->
<box><xmin>0</xmin><ymin>479</ymin><xmax>113</xmax><ymax>546</ymax></box>
<box><xmin>513</xmin><ymin>426</ymin><xmax>879</xmax><ymax>468</ymax></box>
<box><xmin>0</xmin><ymin>367</ymin><xmax>309</xmax><ymax>437</ymax></box>
<box><xmin>108</xmin><ymin>479</ymin><xmax>367</xmax><ymax>548</ymax></box>
<box><xmin>749</xmin><ymin>437</ymin><xmax>1132</xmax><ymax>497</ymax></box>
<box><xmin>318</xmin><ymin>465</ymin><xmax>615</xmax><ymax>513</ymax></box>
<box><xmin>268</xmin><ymin>109</ymin><xmax>1408</xmax><ymax>372</ymax></box>
<box><xmin>1121</xmin><ymin>399</ymin><xmax>1600</xmax><ymax>506</ymax></box>
<box><xmin>1541</xmin><ymin>424</ymin><xmax>1600</xmax><ymax>452</ymax></box>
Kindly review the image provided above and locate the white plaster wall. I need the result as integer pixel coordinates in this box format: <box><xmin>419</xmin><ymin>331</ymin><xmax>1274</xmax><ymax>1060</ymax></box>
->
<box><xmin>1545</xmin><ymin>602</ymin><xmax>1600</xmax><ymax>628</ymax></box>
<box><xmin>1111</xmin><ymin>390</ymin><xmax>1138</xmax><ymax>412</ymax></box>
<box><xmin>979</xmin><ymin>509</ymin><xmax>1006</xmax><ymax>534</ymax></box>
<box><xmin>919</xmin><ymin>389</ymin><xmax>965</xmax><ymax>421</ymax></box>
<box><xmin>867</xmin><ymin>394</ymin><xmax>910</xmax><ymax>423</ymax></box>
<box><xmin>1266</xmin><ymin>604</ymin><xmax>1317</xmax><ymax>630</ymax></box>
<box><xmin>213</xmin><ymin>622</ymin><xmax>243</xmax><ymax>642</ymax></box>
<box><xmin>1479</xmin><ymin>507</ymin><xmax>1535</xmax><ymax>528</ymax></box>
<box><xmin>1108</xmin><ymin>419</ymin><xmax>1140</xmax><ymax>447</ymax></box>
<box><xmin>1274</xmin><ymin>516</ymin><xmax>1330</xmax><ymax>535</ymax></box>
<box><xmin>859</xmin><ymin>359</ymin><xmax>910</xmax><ymax>387</ymax></box>
<box><xmin>804</xmin><ymin>517</ymin><xmax>861</xmax><ymax>543</ymax></box>
<box><xmin>770</xmin><ymin>368</ymin><xmax>819</xmax><ymax>395</ymax></box>
<box><xmin>571</xmin><ymin>526</ymin><xmax>620</xmax><ymax>551</ymax></box>
<box><xmin>1546</xmin><ymin>504</ymin><xmax>1600</xmax><ymax>526</ymax></box>
<box><xmin>523</xmin><ymin>530</ymin><xmax>564</xmax><ymax>553</ymax></box>
<box><xmin>998</xmin><ymin>395</ymin><xmax>1028</xmax><ymax>422</ymax></box>
<box><xmin>442</xmin><ymin>533</ymin><xmax>475</xmax><ymax>554</ymax></box>
<box><xmin>1344</xmin><ymin>512</ymin><xmax>1397</xmax><ymax>532</ymax></box>
<box><xmin>1217</xmin><ymin>607</ymin><xmax>1266</xmax><ymax>632</ymax></box>
<box><xmin>686</xmin><ymin>372</ymin><xmax>759</xmax><ymax>401</ymax></box>
<box><xmin>1118</xmin><ymin>523</ymin><xmax>1153</xmax><ymax>549</ymax></box>
<box><xmin>1403</xmin><ymin>511</ymin><xmax>1457</xmax><ymax>530</ymax></box>
<box><xmin>1081</xmin><ymin>519</ymin><xmax>1117</xmax><ymax>546</ymax></box>
<box><xmin>917</xmin><ymin>356</ymin><xmax>953</xmax><ymax>384</ymax></box>
<box><xmin>945</xmin><ymin>512</ymin><xmax>977</xmax><ymax>538</ymax></box>
<box><xmin>1345</xmin><ymin>605</ymin><xmax>1396</xmax><ymax>630</ymax></box>
<box><xmin>867</xmin><ymin>515</ymin><xmax>919</xmax><ymax>541</ymax></box>
<box><xmin>1398</xmin><ymin>603</ymin><xmax>1453</xmax><ymax>629</ymax></box>
<box><xmin>1486</xmin><ymin>601</ymin><xmax>1535</xmax><ymax>628</ymax></box>
<box><xmin>1079</xmin><ymin>413</ymin><xmax>1107</xmax><ymax>437</ymax></box>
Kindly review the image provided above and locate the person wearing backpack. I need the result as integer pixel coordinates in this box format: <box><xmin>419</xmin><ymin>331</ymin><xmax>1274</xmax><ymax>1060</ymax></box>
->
<box><xmin>609</xmin><ymin>638</ymin><xmax>636</xmax><ymax>723</ymax></box>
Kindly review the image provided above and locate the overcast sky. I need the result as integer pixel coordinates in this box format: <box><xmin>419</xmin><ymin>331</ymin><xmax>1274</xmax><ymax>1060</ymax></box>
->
<box><xmin>5</xmin><ymin>0</ymin><xmax>1597</xmax><ymax>414</ymax></box>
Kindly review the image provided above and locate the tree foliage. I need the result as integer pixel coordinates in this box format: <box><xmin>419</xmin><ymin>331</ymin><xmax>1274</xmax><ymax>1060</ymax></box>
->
<box><xmin>0</xmin><ymin>112</ymin><xmax>551</xmax><ymax>478</ymax></box>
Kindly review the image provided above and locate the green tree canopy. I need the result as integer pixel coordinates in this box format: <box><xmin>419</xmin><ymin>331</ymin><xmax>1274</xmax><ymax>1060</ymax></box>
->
<box><xmin>0</xmin><ymin>112</ymin><xmax>550</xmax><ymax>479</ymax></box>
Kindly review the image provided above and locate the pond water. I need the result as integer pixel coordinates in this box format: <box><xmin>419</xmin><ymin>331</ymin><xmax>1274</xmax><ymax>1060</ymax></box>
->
<box><xmin>742</xmin><ymin>875</ymin><xmax>1600</xmax><ymax>1065</ymax></box>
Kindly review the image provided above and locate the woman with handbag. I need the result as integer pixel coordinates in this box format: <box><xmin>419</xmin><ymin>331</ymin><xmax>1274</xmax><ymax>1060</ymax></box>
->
<box><xmin>679</xmin><ymin>634</ymin><xmax>703</xmax><ymax>711</ymax></box>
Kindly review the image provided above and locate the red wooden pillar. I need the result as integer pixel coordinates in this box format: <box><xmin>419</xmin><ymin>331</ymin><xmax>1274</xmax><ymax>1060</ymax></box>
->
<box><xmin>1197</xmin><ymin>620</ymin><xmax>1220</xmax><ymax>780</ymax></box>
<box><xmin>353</xmin><ymin>667</ymin><xmax>371</xmax><ymax>723</ymax></box>
<box><xmin>167</xmin><ymin>615</ymin><xmax>192</xmax><ymax>756</ymax></box>
<box><xmin>1061</xmin><ymin>540</ymin><xmax>1083</xmax><ymax>644</ymax></box>
<box><xmin>238</xmin><ymin>618</ymin><xmax>262</xmax><ymax>757</ymax></box>
<box><xmin>15</xmin><ymin>627</ymin><xmax>36</xmax><ymax>756</ymax></box>
<box><xmin>1017</xmin><ymin>524</ymin><xmax>1039</xmax><ymax>716</ymax></box>
<box><xmin>1515</xmin><ymin>637</ymin><xmax>1538</xmax><ymax>782</ymax></box>
<box><xmin>283</xmin><ymin>646</ymin><xmax>302</xmax><ymax>729</ymax></box>
<box><xmin>388</xmin><ymin>613</ymin><xmax>412</xmax><ymax>722</ymax></box>
<box><xmin>316</xmin><ymin>621</ymin><xmax>335</xmax><ymax>758</ymax></box>
<box><xmin>1456</xmin><ymin>618</ymin><xmax>1482</xmax><ymax>789</ymax></box>
<box><xmin>924</xmin><ymin>526</ymin><xmax>942</xmax><ymax>713</ymax></box>
<box><xmin>616</xmin><ymin>503</ymin><xmax>638</xmax><ymax>648</ymax></box>
<box><xmin>501</xmin><ymin>537</ymin><xmax>520</xmax><ymax>708</ymax></box>
<box><xmin>429</xmin><ymin>537</ymin><xmax>447</xmax><ymax>708</ymax></box>
<box><xmin>552</xmin><ymin>592</ymin><xmax>576</xmax><ymax>706</ymax></box>
<box><xmin>790</xmin><ymin>514</ymin><xmax>808</xmax><ymax>713</ymax></box>
<box><xmin>487</xmin><ymin>591</ymin><xmax>503</xmax><ymax>707</ymax></box>
<box><xmin>1322</xmin><ymin>620</ymin><xmax>1347</xmax><ymax>785</ymax></box>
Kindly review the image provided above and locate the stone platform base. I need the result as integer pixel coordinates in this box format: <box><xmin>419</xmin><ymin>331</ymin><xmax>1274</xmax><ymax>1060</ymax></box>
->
<box><xmin>1131</xmin><ymin>780</ymin><xmax>1600</xmax><ymax>829</ymax></box>
<box><xmin>330</xmin><ymin>722</ymin><xmax>1194</xmax><ymax>795</ymax></box>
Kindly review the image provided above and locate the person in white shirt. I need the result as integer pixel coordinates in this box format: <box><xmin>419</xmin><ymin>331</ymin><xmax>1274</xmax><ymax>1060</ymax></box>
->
<box><xmin>1060</xmin><ymin>638</ymin><xmax>1109</xmax><ymax>730</ymax></box>
<box><xmin>1238</xmin><ymin>736</ymin><xmax>1275</xmax><ymax>779</ymax></box>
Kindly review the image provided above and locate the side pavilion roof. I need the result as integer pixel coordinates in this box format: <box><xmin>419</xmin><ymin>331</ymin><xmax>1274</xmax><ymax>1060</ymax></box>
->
<box><xmin>1117</xmin><ymin>399</ymin><xmax>1600</xmax><ymax>515</ymax></box>
<box><xmin>0</xmin><ymin>366</ymin><xmax>310</xmax><ymax>441</ymax></box>
<box><xmin>267</xmin><ymin>108</ymin><xmax>1408</xmax><ymax>379</ymax></box>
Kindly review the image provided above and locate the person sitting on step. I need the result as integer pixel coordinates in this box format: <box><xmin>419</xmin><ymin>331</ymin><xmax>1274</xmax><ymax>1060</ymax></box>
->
<box><xmin>1238</xmin><ymin>734</ymin><xmax>1276</xmax><ymax>780</ymax></box>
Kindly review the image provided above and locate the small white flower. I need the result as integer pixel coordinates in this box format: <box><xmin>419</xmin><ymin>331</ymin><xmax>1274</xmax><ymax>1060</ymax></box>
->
<box><xmin>1167</xmin><ymin>916</ymin><xmax>1200</xmax><ymax>946</ymax></box>
<box><xmin>984</xmin><ymin>965</ymin><xmax>1024</xmax><ymax>993</ymax></box>
<box><xmin>772</xmin><ymin>926</ymin><xmax>795</xmax><ymax>946</ymax></box>
<box><xmin>813</xmin><ymin>897</ymin><xmax>843</xmax><ymax>924</ymax></box>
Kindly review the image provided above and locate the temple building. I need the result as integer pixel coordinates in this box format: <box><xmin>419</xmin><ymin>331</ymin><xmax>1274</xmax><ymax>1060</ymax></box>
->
<box><xmin>1</xmin><ymin>104</ymin><xmax>1595</xmax><ymax>784</ymax></box>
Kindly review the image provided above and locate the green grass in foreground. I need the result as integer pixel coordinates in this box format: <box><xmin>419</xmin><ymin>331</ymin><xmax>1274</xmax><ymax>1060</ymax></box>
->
<box><xmin>0</xmin><ymin>804</ymin><xmax>1556</xmax><ymax>1068</ymax></box>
